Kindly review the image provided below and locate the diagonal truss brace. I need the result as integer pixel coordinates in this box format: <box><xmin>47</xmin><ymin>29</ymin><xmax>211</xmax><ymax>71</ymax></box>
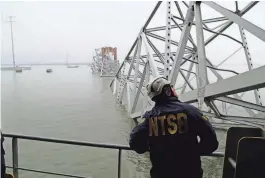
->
<box><xmin>110</xmin><ymin>1</ymin><xmax>264</xmax><ymax>126</ymax></box>
<box><xmin>214</xmin><ymin>96</ymin><xmax>265</xmax><ymax>113</ymax></box>
<box><xmin>203</xmin><ymin>1</ymin><xmax>265</xmax><ymax>42</ymax></box>
<box><xmin>170</xmin><ymin>2</ymin><xmax>195</xmax><ymax>86</ymax></box>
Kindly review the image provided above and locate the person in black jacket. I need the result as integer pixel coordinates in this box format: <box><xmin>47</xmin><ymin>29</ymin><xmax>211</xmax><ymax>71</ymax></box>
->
<box><xmin>1</xmin><ymin>132</ymin><xmax>6</xmax><ymax>178</ymax></box>
<box><xmin>129</xmin><ymin>77</ymin><xmax>219</xmax><ymax>178</ymax></box>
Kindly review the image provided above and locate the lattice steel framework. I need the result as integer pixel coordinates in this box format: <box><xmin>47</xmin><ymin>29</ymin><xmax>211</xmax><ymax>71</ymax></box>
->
<box><xmin>91</xmin><ymin>47</ymin><xmax>119</xmax><ymax>77</ymax></box>
<box><xmin>110</xmin><ymin>1</ymin><xmax>265</xmax><ymax>129</ymax></box>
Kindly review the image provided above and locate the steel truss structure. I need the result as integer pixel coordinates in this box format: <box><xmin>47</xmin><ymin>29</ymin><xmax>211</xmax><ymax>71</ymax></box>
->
<box><xmin>91</xmin><ymin>47</ymin><xmax>119</xmax><ymax>77</ymax></box>
<box><xmin>110</xmin><ymin>1</ymin><xmax>265</xmax><ymax>129</ymax></box>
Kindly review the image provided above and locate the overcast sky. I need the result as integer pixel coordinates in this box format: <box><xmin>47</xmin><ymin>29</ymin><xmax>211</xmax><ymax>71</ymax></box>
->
<box><xmin>0</xmin><ymin>1</ymin><xmax>265</xmax><ymax>67</ymax></box>
<box><xmin>1</xmin><ymin>1</ymin><xmax>157</xmax><ymax>64</ymax></box>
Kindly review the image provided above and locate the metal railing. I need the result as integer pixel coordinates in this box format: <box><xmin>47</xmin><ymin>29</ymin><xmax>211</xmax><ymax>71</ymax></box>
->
<box><xmin>3</xmin><ymin>133</ymin><xmax>224</xmax><ymax>178</ymax></box>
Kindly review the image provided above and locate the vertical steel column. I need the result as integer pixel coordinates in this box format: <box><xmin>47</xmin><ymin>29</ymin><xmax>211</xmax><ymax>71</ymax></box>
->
<box><xmin>181</xmin><ymin>55</ymin><xmax>195</xmax><ymax>94</ymax></box>
<box><xmin>113</xmin><ymin>77</ymin><xmax>117</xmax><ymax>95</ymax></box>
<box><xmin>127</xmin><ymin>40</ymin><xmax>139</xmax><ymax>79</ymax></box>
<box><xmin>119</xmin><ymin>82</ymin><xmax>126</xmax><ymax>105</ymax></box>
<box><xmin>195</xmin><ymin>55</ymin><xmax>220</xmax><ymax>115</ymax></box>
<box><xmin>239</xmin><ymin>26</ymin><xmax>263</xmax><ymax>106</ymax></box>
<box><xmin>131</xmin><ymin>62</ymin><xmax>147</xmax><ymax>114</ymax></box>
<box><xmin>195</xmin><ymin>2</ymin><xmax>208</xmax><ymax>109</ymax></box>
<box><xmin>195</xmin><ymin>55</ymin><xmax>199</xmax><ymax>89</ymax></box>
<box><xmin>117</xmin><ymin>63</ymin><xmax>127</xmax><ymax>103</ymax></box>
<box><xmin>127</xmin><ymin>81</ymin><xmax>132</xmax><ymax>114</ymax></box>
<box><xmin>164</xmin><ymin>1</ymin><xmax>172</xmax><ymax>80</ymax></box>
<box><xmin>169</xmin><ymin>2</ymin><xmax>195</xmax><ymax>86</ymax></box>
<box><xmin>141</xmin><ymin>62</ymin><xmax>151</xmax><ymax>118</ymax></box>
<box><xmin>100</xmin><ymin>57</ymin><xmax>104</xmax><ymax>77</ymax></box>
<box><xmin>12</xmin><ymin>138</ymin><xmax>19</xmax><ymax>178</ymax></box>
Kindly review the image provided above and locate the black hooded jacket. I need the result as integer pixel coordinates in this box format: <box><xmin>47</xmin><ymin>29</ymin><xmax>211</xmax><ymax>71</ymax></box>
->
<box><xmin>1</xmin><ymin>132</ymin><xmax>6</xmax><ymax>178</ymax></box>
<box><xmin>129</xmin><ymin>97</ymin><xmax>219</xmax><ymax>178</ymax></box>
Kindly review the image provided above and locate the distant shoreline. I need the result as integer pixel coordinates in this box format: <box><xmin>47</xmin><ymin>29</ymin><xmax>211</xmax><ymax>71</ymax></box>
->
<box><xmin>1</xmin><ymin>63</ymin><xmax>91</xmax><ymax>66</ymax></box>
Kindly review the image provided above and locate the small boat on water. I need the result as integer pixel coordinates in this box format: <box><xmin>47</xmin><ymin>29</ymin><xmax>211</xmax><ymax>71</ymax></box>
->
<box><xmin>15</xmin><ymin>67</ymin><xmax>23</xmax><ymax>73</ymax></box>
<box><xmin>46</xmin><ymin>69</ymin><xmax>53</xmax><ymax>73</ymax></box>
<box><xmin>67</xmin><ymin>65</ymin><xmax>79</xmax><ymax>68</ymax></box>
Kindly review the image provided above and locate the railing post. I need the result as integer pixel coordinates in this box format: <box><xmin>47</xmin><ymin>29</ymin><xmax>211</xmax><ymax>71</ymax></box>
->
<box><xmin>12</xmin><ymin>137</ymin><xmax>19</xmax><ymax>178</ymax></box>
<box><xmin>117</xmin><ymin>149</ymin><xmax>121</xmax><ymax>178</ymax></box>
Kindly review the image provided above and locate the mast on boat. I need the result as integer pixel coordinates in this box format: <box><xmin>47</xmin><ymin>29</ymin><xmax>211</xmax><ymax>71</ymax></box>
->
<box><xmin>66</xmin><ymin>53</ymin><xmax>68</xmax><ymax>66</ymax></box>
<box><xmin>5</xmin><ymin>16</ymin><xmax>16</xmax><ymax>68</ymax></box>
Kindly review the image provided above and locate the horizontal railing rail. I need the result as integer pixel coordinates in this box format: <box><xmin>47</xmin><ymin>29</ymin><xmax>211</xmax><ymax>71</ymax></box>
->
<box><xmin>3</xmin><ymin>133</ymin><xmax>224</xmax><ymax>178</ymax></box>
<box><xmin>5</xmin><ymin>166</ymin><xmax>87</xmax><ymax>178</ymax></box>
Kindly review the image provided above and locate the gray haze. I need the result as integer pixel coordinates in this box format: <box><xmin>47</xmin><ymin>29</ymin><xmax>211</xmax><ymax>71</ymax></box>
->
<box><xmin>0</xmin><ymin>1</ymin><xmax>265</xmax><ymax>67</ymax></box>
<box><xmin>0</xmin><ymin>1</ymin><xmax>157</xmax><ymax>64</ymax></box>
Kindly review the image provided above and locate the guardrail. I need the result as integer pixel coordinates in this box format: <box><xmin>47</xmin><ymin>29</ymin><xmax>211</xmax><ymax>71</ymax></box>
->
<box><xmin>3</xmin><ymin>133</ymin><xmax>224</xmax><ymax>178</ymax></box>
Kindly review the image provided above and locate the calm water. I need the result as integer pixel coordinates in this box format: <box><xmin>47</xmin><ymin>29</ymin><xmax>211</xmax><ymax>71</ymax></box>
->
<box><xmin>1</xmin><ymin>65</ymin><xmax>225</xmax><ymax>178</ymax></box>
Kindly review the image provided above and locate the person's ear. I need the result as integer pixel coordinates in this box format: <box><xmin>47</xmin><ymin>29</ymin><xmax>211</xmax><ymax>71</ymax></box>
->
<box><xmin>171</xmin><ymin>87</ymin><xmax>178</xmax><ymax>97</ymax></box>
